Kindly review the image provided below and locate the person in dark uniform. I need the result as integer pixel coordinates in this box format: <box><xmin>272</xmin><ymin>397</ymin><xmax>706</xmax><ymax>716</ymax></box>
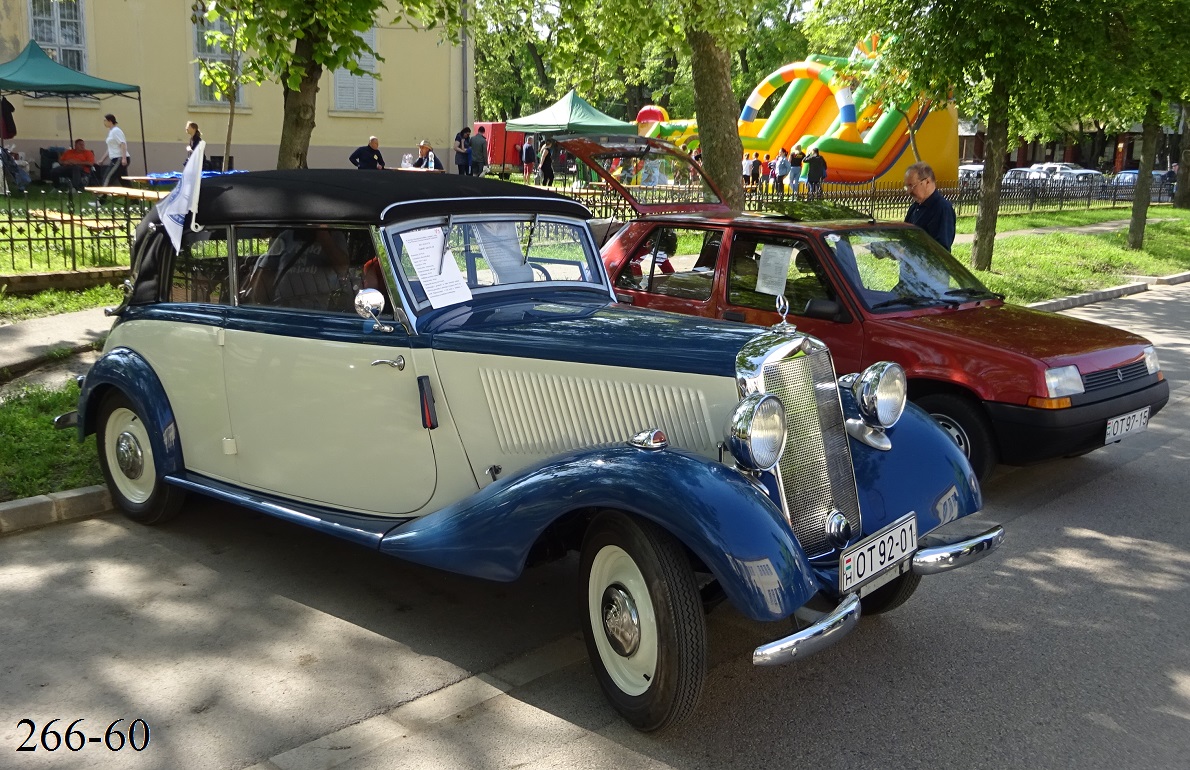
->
<box><xmin>903</xmin><ymin>161</ymin><xmax>956</xmax><ymax>251</ymax></box>
<box><xmin>349</xmin><ymin>137</ymin><xmax>385</xmax><ymax>170</ymax></box>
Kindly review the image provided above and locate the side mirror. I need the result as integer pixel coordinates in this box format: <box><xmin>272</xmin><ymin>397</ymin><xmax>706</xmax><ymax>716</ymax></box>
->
<box><xmin>803</xmin><ymin>298</ymin><xmax>845</xmax><ymax>322</ymax></box>
<box><xmin>354</xmin><ymin>288</ymin><xmax>393</xmax><ymax>333</ymax></box>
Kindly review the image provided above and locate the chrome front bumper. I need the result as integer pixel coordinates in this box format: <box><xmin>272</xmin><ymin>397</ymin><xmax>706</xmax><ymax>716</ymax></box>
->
<box><xmin>911</xmin><ymin>525</ymin><xmax>1004</xmax><ymax>576</ymax></box>
<box><xmin>752</xmin><ymin>525</ymin><xmax>1004</xmax><ymax>667</ymax></box>
<box><xmin>753</xmin><ymin>593</ymin><xmax>861</xmax><ymax>666</ymax></box>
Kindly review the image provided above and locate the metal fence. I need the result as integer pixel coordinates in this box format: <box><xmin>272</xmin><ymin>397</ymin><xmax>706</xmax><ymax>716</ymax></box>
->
<box><xmin>0</xmin><ymin>176</ymin><xmax>1179</xmax><ymax>274</ymax></box>
<box><xmin>570</xmin><ymin>175</ymin><xmax>1179</xmax><ymax>220</ymax></box>
<box><xmin>1</xmin><ymin>189</ymin><xmax>152</xmax><ymax>273</ymax></box>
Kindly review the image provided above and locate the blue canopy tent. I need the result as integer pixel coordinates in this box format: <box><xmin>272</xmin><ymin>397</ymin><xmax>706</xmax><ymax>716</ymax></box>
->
<box><xmin>0</xmin><ymin>40</ymin><xmax>148</xmax><ymax>174</ymax></box>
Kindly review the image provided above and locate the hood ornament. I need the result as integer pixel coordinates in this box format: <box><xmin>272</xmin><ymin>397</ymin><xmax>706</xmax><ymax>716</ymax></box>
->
<box><xmin>773</xmin><ymin>294</ymin><xmax>798</xmax><ymax>335</ymax></box>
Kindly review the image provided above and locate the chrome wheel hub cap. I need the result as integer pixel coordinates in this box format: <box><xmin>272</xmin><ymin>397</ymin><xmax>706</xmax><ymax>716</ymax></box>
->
<box><xmin>932</xmin><ymin>414</ymin><xmax>970</xmax><ymax>456</ymax></box>
<box><xmin>601</xmin><ymin>584</ymin><xmax>641</xmax><ymax>657</ymax></box>
<box><xmin>115</xmin><ymin>431</ymin><xmax>144</xmax><ymax>479</ymax></box>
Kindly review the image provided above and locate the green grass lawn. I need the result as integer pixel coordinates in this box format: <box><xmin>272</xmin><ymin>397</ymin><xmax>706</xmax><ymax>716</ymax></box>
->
<box><xmin>0</xmin><ymin>284</ymin><xmax>124</xmax><ymax>323</ymax></box>
<box><xmin>955</xmin><ymin>217</ymin><xmax>1190</xmax><ymax>303</ymax></box>
<box><xmin>0</xmin><ymin>385</ymin><xmax>103</xmax><ymax>503</ymax></box>
<box><xmin>953</xmin><ymin>204</ymin><xmax>1190</xmax><ymax>234</ymax></box>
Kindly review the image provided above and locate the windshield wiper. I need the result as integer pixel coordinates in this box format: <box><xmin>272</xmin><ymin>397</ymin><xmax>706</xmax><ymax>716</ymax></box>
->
<box><xmin>869</xmin><ymin>295</ymin><xmax>960</xmax><ymax>310</ymax></box>
<box><xmin>945</xmin><ymin>287</ymin><xmax>1005</xmax><ymax>300</ymax></box>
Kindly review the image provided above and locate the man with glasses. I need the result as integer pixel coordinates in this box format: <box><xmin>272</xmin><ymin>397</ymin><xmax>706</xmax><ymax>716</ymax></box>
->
<box><xmin>904</xmin><ymin>162</ymin><xmax>955</xmax><ymax>251</ymax></box>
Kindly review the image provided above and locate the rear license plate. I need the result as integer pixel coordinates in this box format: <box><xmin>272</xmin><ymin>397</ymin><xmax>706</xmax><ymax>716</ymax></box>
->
<box><xmin>1105</xmin><ymin>406</ymin><xmax>1150</xmax><ymax>443</ymax></box>
<box><xmin>840</xmin><ymin>514</ymin><xmax>917</xmax><ymax>594</ymax></box>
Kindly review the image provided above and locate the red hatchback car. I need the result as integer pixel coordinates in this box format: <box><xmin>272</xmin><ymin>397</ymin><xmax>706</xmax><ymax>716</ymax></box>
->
<box><xmin>564</xmin><ymin>136</ymin><xmax>1169</xmax><ymax>480</ymax></box>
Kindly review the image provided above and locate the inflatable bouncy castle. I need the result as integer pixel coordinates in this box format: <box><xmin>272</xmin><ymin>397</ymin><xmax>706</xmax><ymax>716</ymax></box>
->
<box><xmin>638</xmin><ymin>35</ymin><xmax>958</xmax><ymax>184</ymax></box>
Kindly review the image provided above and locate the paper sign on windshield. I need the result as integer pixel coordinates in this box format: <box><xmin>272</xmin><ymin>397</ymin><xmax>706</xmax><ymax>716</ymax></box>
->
<box><xmin>755</xmin><ymin>243</ymin><xmax>793</xmax><ymax>297</ymax></box>
<box><xmin>403</xmin><ymin>227</ymin><xmax>473</xmax><ymax>308</ymax></box>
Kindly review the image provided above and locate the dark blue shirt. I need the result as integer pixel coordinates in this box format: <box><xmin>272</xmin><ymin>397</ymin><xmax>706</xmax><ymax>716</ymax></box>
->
<box><xmin>349</xmin><ymin>145</ymin><xmax>384</xmax><ymax>170</ymax></box>
<box><xmin>905</xmin><ymin>189</ymin><xmax>956</xmax><ymax>251</ymax></box>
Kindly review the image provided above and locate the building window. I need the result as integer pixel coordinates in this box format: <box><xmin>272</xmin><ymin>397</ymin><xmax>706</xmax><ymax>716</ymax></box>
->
<box><xmin>30</xmin><ymin>0</ymin><xmax>86</xmax><ymax>72</ymax></box>
<box><xmin>333</xmin><ymin>28</ymin><xmax>378</xmax><ymax>112</ymax></box>
<box><xmin>194</xmin><ymin>18</ymin><xmax>244</xmax><ymax>105</ymax></box>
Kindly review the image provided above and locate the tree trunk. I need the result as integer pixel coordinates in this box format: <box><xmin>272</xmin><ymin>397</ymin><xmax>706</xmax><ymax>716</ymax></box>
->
<box><xmin>657</xmin><ymin>54</ymin><xmax>678</xmax><ymax>111</ymax></box>
<box><xmin>224</xmin><ymin>90</ymin><xmax>236</xmax><ymax>171</ymax></box>
<box><xmin>897</xmin><ymin>107</ymin><xmax>920</xmax><ymax>161</ymax></box>
<box><xmin>1127</xmin><ymin>98</ymin><xmax>1162</xmax><ymax>250</ymax></box>
<box><xmin>276</xmin><ymin>35</ymin><xmax>322</xmax><ymax>170</ymax></box>
<box><xmin>971</xmin><ymin>81</ymin><xmax>1009</xmax><ymax>271</ymax></box>
<box><xmin>525</xmin><ymin>41</ymin><xmax>551</xmax><ymax>94</ymax></box>
<box><xmin>686</xmin><ymin>27</ymin><xmax>744</xmax><ymax>211</ymax></box>
<box><xmin>1175</xmin><ymin>103</ymin><xmax>1189</xmax><ymax>209</ymax></box>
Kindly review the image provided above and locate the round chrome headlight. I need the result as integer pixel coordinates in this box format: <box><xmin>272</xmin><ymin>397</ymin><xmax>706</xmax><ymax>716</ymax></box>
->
<box><xmin>853</xmin><ymin>362</ymin><xmax>907</xmax><ymax>428</ymax></box>
<box><xmin>725</xmin><ymin>393</ymin><xmax>787</xmax><ymax>471</ymax></box>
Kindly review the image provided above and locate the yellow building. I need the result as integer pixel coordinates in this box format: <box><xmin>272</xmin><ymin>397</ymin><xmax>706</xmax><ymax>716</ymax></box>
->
<box><xmin>0</xmin><ymin>0</ymin><xmax>472</xmax><ymax>174</ymax></box>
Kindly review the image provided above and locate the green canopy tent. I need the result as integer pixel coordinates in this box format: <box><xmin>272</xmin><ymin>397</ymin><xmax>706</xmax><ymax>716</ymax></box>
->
<box><xmin>506</xmin><ymin>90</ymin><xmax>635</xmax><ymax>135</ymax></box>
<box><xmin>0</xmin><ymin>40</ymin><xmax>147</xmax><ymax>173</ymax></box>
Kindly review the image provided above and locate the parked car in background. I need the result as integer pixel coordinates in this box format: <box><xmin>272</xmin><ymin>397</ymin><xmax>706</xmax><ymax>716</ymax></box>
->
<box><xmin>562</xmin><ymin>136</ymin><xmax>1170</xmax><ymax>482</ymax></box>
<box><xmin>958</xmin><ymin>163</ymin><xmax>984</xmax><ymax>191</ymax></box>
<box><xmin>1051</xmin><ymin>169</ymin><xmax>1105</xmax><ymax>190</ymax></box>
<box><xmin>1001</xmin><ymin>167</ymin><xmax>1051</xmax><ymax>190</ymax></box>
<box><xmin>1101</xmin><ymin>169</ymin><xmax>1170</xmax><ymax>200</ymax></box>
<box><xmin>1030</xmin><ymin>162</ymin><xmax>1082</xmax><ymax>176</ymax></box>
<box><xmin>58</xmin><ymin>169</ymin><xmax>1002</xmax><ymax>732</ymax></box>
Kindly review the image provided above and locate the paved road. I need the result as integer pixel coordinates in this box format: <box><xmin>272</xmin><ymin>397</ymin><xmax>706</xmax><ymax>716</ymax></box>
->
<box><xmin>3</xmin><ymin>284</ymin><xmax>1188</xmax><ymax>770</ymax></box>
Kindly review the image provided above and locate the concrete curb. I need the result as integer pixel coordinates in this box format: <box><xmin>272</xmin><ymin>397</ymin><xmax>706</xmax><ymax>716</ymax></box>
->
<box><xmin>0</xmin><ymin>485</ymin><xmax>113</xmax><ymax>536</ymax></box>
<box><xmin>1027</xmin><ymin>281</ymin><xmax>1152</xmax><ymax>312</ymax></box>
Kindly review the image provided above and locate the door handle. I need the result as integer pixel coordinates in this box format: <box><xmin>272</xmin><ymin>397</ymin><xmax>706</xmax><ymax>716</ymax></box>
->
<box><xmin>724</xmin><ymin>311</ymin><xmax>746</xmax><ymax>322</ymax></box>
<box><xmin>371</xmin><ymin>357</ymin><xmax>405</xmax><ymax>370</ymax></box>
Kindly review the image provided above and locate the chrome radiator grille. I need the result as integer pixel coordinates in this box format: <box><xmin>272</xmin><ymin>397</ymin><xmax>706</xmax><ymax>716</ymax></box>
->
<box><xmin>761</xmin><ymin>349</ymin><xmax>861</xmax><ymax>557</ymax></box>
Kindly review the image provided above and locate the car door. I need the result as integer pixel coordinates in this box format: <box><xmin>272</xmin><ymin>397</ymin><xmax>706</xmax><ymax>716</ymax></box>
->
<box><xmin>719</xmin><ymin>230</ymin><xmax>866</xmax><ymax>374</ymax></box>
<box><xmin>610</xmin><ymin>224</ymin><xmax>726</xmax><ymax>318</ymax></box>
<box><xmin>220</xmin><ymin>225</ymin><xmax>436</xmax><ymax>515</ymax></box>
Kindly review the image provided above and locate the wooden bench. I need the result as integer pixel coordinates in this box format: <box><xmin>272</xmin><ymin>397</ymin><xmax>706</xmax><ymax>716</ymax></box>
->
<box><xmin>26</xmin><ymin>208</ymin><xmax>125</xmax><ymax>232</ymax></box>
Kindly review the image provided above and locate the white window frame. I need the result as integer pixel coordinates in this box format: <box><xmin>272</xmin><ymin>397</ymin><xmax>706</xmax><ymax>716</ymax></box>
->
<box><xmin>30</xmin><ymin>0</ymin><xmax>87</xmax><ymax>72</ymax></box>
<box><xmin>194</xmin><ymin>17</ymin><xmax>245</xmax><ymax>106</ymax></box>
<box><xmin>333</xmin><ymin>28</ymin><xmax>379</xmax><ymax>112</ymax></box>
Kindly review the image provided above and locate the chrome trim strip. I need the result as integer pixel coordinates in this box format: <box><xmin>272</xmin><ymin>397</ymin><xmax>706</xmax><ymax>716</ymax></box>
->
<box><xmin>380</xmin><ymin>195</ymin><xmax>593</xmax><ymax>221</ymax></box>
<box><xmin>912</xmin><ymin>525</ymin><xmax>1004</xmax><ymax>575</ymax></box>
<box><xmin>53</xmin><ymin>410</ymin><xmax>79</xmax><ymax>430</ymax></box>
<box><xmin>752</xmin><ymin>593</ymin><xmax>861</xmax><ymax>666</ymax></box>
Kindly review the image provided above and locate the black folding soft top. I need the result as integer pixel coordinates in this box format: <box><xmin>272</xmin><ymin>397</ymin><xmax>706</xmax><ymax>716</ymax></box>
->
<box><xmin>194</xmin><ymin>168</ymin><xmax>591</xmax><ymax>226</ymax></box>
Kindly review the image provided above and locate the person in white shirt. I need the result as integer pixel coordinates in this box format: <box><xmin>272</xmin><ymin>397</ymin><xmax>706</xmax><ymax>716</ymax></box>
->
<box><xmin>99</xmin><ymin>113</ymin><xmax>129</xmax><ymax>186</ymax></box>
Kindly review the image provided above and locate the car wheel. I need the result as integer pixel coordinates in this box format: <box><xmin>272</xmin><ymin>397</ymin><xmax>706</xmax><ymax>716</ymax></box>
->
<box><xmin>96</xmin><ymin>391</ymin><xmax>186</xmax><ymax>524</ymax></box>
<box><xmin>914</xmin><ymin>393</ymin><xmax>997</xmax><ymax>482</ymax></box>
<box><xmin>580</xmin><ymin>511</ymin><xmax>706</xmax><ymax>732</ymax></box>
<box><xmin>860</xmin><ymin>572</ymin><xmax>921</xmax><ymax>615</ymax></box>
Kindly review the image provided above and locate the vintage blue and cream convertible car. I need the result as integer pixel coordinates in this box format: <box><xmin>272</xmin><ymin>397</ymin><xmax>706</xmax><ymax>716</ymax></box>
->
<box><xmin>60</xmin><ymin>170</ymin><xmax>1002</xmax><ymax>731</ymax></box>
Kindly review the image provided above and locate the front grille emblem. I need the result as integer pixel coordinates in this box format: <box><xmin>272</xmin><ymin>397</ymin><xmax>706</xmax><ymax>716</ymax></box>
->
<box><xmin>1117</xmin><ymin>369</ymin><xmax>1125</xmax><ymax>382</ymax></box>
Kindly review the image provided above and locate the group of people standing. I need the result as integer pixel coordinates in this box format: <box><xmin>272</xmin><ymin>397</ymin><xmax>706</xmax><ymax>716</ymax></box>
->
<box><xmin>517</xmin><ymin>136</ymin><xmax>556</xmax><ymax>187</ymax></box>
<box><xmin>741</xmin><ymin>145</ymin><xmax>828</xmax><ymax>197</ymax></box>
<box><xmin>348</xmin><ymin>127</ymin><xmax>490</xmax><ymax>176</ymax></box>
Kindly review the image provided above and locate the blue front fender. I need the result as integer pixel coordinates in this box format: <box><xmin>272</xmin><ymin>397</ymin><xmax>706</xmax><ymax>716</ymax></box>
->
<box><xmin>843</xmin><ymin>394</ymin><xmax>982</xmax><ymax>538</ymax></box>
<box><xmin>379</xmin><ymin>446</ymin><xmax>819</xmax><ymax>621</ymax></box>
<box><xmin>78</xmin><ymin>347</ymin><xmax>185</xmax><ymax>477</ymax></box>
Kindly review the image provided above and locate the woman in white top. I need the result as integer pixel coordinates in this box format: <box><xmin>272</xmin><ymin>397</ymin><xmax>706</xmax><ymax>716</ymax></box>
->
<box><xmin>100</xmin><ymin>113</ymin><xmax>129</xmax><ymax>186</ymax></box>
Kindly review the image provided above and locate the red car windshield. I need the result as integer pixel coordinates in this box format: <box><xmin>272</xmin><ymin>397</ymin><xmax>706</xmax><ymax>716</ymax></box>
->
<box><xmin>824</xmin><ymin>228</ymin><xmax>1000</xmax><ymax>312</ymax></box>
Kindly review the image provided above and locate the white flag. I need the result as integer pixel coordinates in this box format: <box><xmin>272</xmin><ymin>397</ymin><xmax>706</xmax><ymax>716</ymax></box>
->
<box><xmin>156</xmin><ymin>139</ymin><xmax>206</xmax><ymax>252</ymax></box>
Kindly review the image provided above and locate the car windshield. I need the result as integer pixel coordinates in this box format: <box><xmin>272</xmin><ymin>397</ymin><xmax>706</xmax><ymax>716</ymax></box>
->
<box><xmin>823</xmin><ymin>228</ymin><xmax>997</xmax><ymax>312</ymax></box>
<box><xmin>383</xmin><ymin>215</ymin><xmax>606</xmax><ymax>312</ymax></box>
